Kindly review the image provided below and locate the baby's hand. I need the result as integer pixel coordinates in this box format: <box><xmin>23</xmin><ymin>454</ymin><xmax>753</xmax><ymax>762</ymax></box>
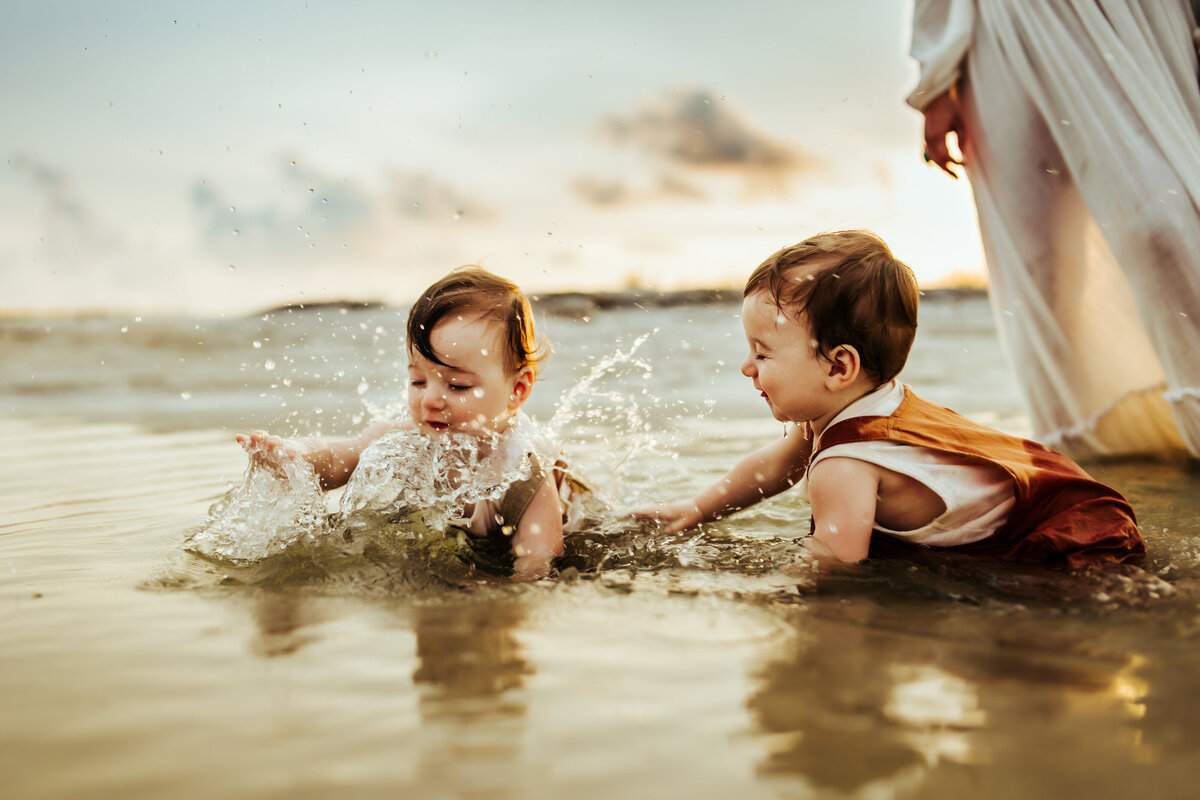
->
<box><xmin>633</xmin><ymin>500</ymin><xmax>705</xmax><ymax>535</ymax></box>
<box><xmin>236</xmin><ymin>430</ymin><xmax>306</xmax><ymax>480</ymax></box>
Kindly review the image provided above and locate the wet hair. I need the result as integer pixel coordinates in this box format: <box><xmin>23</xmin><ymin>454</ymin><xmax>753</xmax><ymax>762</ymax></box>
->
<box><xmin>744</xmin><ymin>230</ymin><xmax>919</xmax><ymax>384</ymax></box>
<box><xmin>406</xmin><ymin>266</ymin><xmax>545</xmax><ymax>377</ymax></box>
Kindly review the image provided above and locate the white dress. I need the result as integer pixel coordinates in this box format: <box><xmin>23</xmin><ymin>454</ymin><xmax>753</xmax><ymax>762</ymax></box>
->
<box><xmin>909</xmin><ymin>0</ymin><xmax>1200</xmax><ymax>457</ymax></box>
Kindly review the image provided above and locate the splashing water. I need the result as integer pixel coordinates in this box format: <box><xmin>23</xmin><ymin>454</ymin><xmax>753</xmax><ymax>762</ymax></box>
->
<box><xmin>186</xmin><ymin>451</ymin><xmax>326</xmax><ymax>562</ymax></box>
<box><xmin>184</xmin><ymin>331</ymin><xmax>711</xmax><ymax>579</ymax></box>
<box><xmin>338</xmin><ymin>425</ymin><xmax>538</xmax><ymax>532</ymax></box>
<box><xmin>188</xmin><ymin>421</ymin><xmax>545</xmax><ymax>565</ymax></box>
<box><xmin>543</xmin><ymin>330</ymin><xmax>684</xmax><ymax>508</ymax></box>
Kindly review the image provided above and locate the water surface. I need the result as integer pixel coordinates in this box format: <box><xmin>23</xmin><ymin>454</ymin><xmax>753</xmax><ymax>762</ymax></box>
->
<box><xmin>3</xmin><ymin>295</ymin><xmax>1199</xmax><ymax>799</ymax></box>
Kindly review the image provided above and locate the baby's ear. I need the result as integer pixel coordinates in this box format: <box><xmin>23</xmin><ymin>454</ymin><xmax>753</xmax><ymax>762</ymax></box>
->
<box><xmin>825</xmin><ymin>345</ymin><xmax>862</xmax><ymax>387</ymax></box>
<box><xmin>508</xmin><ymin>367</ymin><xmax>535</xmax><ymax>410</ymax></box>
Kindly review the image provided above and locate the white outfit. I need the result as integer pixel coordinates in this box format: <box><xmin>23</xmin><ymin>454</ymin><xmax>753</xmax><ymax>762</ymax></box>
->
<box><xmin>800</xmin><ymin>382</ymin><xmax>1016</xmax><ymax>547</ymax></box>
<box><xmin>449</xmin><ymin>466</ymin><xmax>589</xmax><ymax>537</ymax></box>
<box><xmin>447</xmin><ymin>412</ymin><xmax>592</xmax><ymax>537</ymax></box>
<box><xmin>909</xmin><ymin>0</ymin><xmax>1200</xmax><ymax>457</ymax></box>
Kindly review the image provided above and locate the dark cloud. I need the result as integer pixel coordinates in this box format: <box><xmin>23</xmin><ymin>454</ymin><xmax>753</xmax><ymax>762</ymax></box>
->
<box><xmin>603</xmin><ymin>90</ymin><xmax>818</xmax><ymax>173</ymax></box>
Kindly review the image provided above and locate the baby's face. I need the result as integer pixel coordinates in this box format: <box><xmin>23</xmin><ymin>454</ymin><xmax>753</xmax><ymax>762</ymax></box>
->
<box><xmin>739</xmin><ymin>292</ymin><xmax>831</xmax><ymax>425</ymax></box>
<box><xmin>407</xmin><ymin>313</ymin><xmax>530</xmax><ymax>436</ymax></box>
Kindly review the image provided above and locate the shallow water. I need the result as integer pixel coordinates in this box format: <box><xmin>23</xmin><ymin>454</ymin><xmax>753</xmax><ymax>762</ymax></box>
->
<box><xmin>4</xmin><ymin>295</ymin><xmax>1200</xmax><ymax>799</ymax></box>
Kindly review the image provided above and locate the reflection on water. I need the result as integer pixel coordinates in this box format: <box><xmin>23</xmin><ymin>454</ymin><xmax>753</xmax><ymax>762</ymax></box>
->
<box><xmin>243</xmin><ymin>590</ymin><xmax>337</xmax><ymax>659</ymax></box>
<box><xmin>411</xmin><ymin>598</ymin><xmax>532</xmax><ymax>796</ymax></box>
<box><xmin>747</xmin><ymin>586</ymin><xmax>1200</xmax><ymax>798</ymax></box>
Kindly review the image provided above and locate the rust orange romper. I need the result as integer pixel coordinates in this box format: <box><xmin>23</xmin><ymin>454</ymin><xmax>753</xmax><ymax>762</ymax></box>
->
<box><xmin>811</xmin><ymin>387</ymin><xmax>1144</xmax><ymax>568</ymax></box>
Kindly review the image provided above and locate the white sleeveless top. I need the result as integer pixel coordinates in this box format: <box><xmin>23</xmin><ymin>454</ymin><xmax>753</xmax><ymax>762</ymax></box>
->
<box><xmin>448</xmin><ymin>413</ymin><xmax>591</xmax><ymax>537</ymax></box>
<box><xmin>799</xmin><ymin>382</ymin><xmax>1016</xmax><ymax>547</ymax></box>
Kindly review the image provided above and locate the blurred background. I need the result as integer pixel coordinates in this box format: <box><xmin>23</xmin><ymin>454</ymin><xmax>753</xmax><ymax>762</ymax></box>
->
<box><xmin>1</xmin><ymin>0</ymin><xmax>984</xmax><ymax>317</ymax></box>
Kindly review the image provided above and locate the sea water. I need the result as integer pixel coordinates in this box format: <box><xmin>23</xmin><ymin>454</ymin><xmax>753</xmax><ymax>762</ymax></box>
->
<box><xmin>3</xmin><ymin>294</ymin><xmax>1200</xmax><ymax>799</ymax></box>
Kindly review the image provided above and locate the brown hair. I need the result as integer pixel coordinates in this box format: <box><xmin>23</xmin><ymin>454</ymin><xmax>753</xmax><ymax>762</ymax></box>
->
<box><xmin>407</xmin><ymin>266</ymin><xmax>545</xmax><ymax>377</ymax></box>
<box><xmin>744</xmin><ymin>230</ymin><xmax>919</xmax><ymax>383</ymax></box>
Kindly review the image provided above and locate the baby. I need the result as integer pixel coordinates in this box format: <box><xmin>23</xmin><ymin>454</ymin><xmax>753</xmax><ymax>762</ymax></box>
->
<box><xmin>240</xmin><ymin>266</ymin><xmax>581</xmax><ymax>580</ymax></box>
<box><xmin>641</xmin><ymin>230</ymin><xmax>1143</xmax><ymax>568</ymax></box>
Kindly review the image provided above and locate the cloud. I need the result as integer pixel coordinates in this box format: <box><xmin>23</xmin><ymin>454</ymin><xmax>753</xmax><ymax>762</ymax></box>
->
<box><xmin>5</xmin><ymin>153</ymin><xmax>124</xmax><ymax>261</ymax></box>
<box><xmin>571</xmin><ymin>170</ymin><xmax>708</xmax><ymax>207</ymax></box>
<box><xmin>190</xmin><ymin>156</ymin><xmax>377</xmax><ymax>251</ymax></box>
<box><xmin>571</xmin><ymin>176</ymin><xmax>631</xmax><ymax>207</ymax></box>
<box><xmin>188</xmin><ymin>156</ymin><xmax>497</xmax><ymax>263</ymax></box>
<box><xmin>384</xmin><ymin>169</ymin><xmax>494</xmax><ymax>223</ymax></box>
<box><xmin>9</xmin><ymin>154</ymin><xmax>96</xmax><ymax>240</ymax></box>
<box><xmin>603</xmin><ymin>89</ymin><xmax>819</xmax><ymax>173</ymax></box>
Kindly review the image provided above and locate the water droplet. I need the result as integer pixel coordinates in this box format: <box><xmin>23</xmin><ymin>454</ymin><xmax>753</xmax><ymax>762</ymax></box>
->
<box><xmin>264</xmin><ymin>359</ymin><xmax>276</xmax><ymax>371</ymax></box>
<box><xmin>252</xmin><ymin>340</ymin><xmax>262</xmax><ymax>349</ymax></box>
<box><xmin>231</xmin><ymin>228</ymin><xmax>240</xmax><ymax>236</ymax></box>
<box><xmin>357</xmin><ymin>380</ymin><xmax>369</xmax><ymax>395</ymax></box>
<box><xmin>180</xmin><ymin>391</ymin><xmax>192</xmax><ymax>400</ymax></box>
<box><xmin>472</xmin><ymin>388</ymin><xmax>485</xmax><ymax>398</ymax></box>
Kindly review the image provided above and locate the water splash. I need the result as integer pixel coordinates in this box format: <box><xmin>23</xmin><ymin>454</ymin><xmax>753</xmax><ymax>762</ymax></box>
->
<box><xmin>338</xmin><ymin>425</ymin><xmax>536</xmax><ymax>533</ymax></box>
<box><xmin>187</xmin><ymin>417</ymin><xmax>548</xmax><ymax>568</ymax></box>
<box><xmin>186</xmin><ymin>452</ymin><xmax>326</xmax><ymax>562</ymax></box>
<box><xmin>543</xmin><ymin>330</ymin><xmax>686</xmax><ymax>510</ymax></box>
<box><xmin>184</xmin><ymin>330</ymin><xmax>773</xmax><ymax>583</ymax></box>
<box><xmin>546</xmin><ymin>330</ymin><xmax>656</xmax><ymax>438</ymax></box>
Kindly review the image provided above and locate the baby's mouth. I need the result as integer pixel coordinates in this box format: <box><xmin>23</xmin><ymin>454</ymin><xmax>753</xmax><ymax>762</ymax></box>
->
<box><xmin>425</xmin><ymin>420</ymin><xmax>450</xmax><ymax>431</ymax></box>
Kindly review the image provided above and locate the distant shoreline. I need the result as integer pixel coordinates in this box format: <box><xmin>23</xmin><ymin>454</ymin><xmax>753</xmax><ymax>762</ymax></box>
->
<box><xmin>528</xmin><ymin>286</ymin><xmax>986</xmax><ymax>317</ymax></box>
<box><xmin>0</xmin><ymin>286</ymin><xmax>989</xmax><ymax>322</ymax></box>
<box><xmin>251</xmin><ymin>285</ymin><xmax>987</xmax><ymax>317</ymax></box>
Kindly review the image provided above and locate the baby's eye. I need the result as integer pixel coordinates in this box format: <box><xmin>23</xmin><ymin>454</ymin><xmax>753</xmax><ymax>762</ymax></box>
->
<box><xmin>755</xmin><ymin>353</ymin><xmax>766</xmax><ymax>360</ymax></box>
<box><xmin>410</xmin><ymin>380</ymin><xmax>426</xmax><ymax>388</ymax></box>
<box><xmin>449</xmin><ymin>384</ymin><xmax>471</xmax><ymax>392</ymax></box>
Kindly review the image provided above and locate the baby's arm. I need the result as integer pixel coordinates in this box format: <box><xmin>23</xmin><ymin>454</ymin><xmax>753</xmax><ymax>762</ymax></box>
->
<box><xmin>510</xmin><ymin>478</ymin><xmax>565</xmax><ymax>581</ymax></box>
<box><xmin>804</xmin><ymin>457</ymin><xmax>880</xmax><ymax>563</ymax></box>
<box><xmin>237</xmin><ymin>419</ymin><xmax>406</xmax><ymax>490</ymax></box>
<box><xmin>638</xmin><ymin>424</ymin><xmax>812</xmax><ymax>534</ymax></box>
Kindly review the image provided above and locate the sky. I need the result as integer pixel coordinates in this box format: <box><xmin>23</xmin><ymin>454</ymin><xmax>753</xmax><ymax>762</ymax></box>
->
<box><xmin>0</xmin><ymin>0</ymin><xmax>985</xmax><ymax>316</ymax></box>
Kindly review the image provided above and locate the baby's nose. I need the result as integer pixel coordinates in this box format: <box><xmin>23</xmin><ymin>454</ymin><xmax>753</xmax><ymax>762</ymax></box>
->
<box><xmin>740</xmin><ymin>356</ymin><xmax>755</xmax><ymax>377</ymax></box>
<box><xmin>422</xmin><ymin>390</ymin><xmax>446</xmax><ymax>409</ymax></box>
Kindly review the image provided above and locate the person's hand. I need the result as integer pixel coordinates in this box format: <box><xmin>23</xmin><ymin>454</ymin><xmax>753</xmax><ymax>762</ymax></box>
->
<box><xmin>634</xmin><ymin>499</ymin><xmax>707</xmax><ymax>535</ymax></box>
<box><xmin>235</xmin><ymin>429</ymin><xmax>306</xmax><ymax>479</ymax></box>
<box><xmin>922</xmin><ymin>89</ymin><xmax>967</xmax><ymax>179</ymax></box>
